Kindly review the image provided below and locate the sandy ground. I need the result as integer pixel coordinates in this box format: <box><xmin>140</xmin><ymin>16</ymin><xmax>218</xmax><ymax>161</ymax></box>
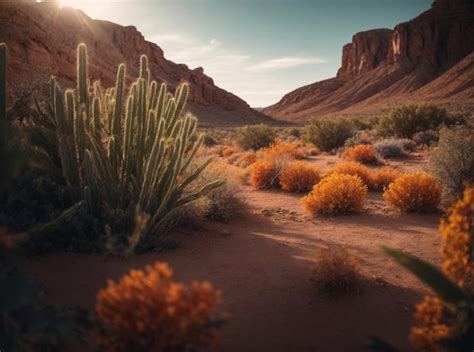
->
<box><xmin>22</xmin><ymin>152</ymin><xmax>441</xmax><ymax>352</ymax></box>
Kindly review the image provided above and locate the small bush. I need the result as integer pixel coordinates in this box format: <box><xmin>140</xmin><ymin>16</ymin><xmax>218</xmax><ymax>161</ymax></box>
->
<box><xmin>285</xmin><ymin>127</ymin><xmax>302</xmax><ymax>138</ymax></box>
<box><xmin>235</xmin><ymin>124</ymin><xmax>277</xmax><ymax>150</ymax></box>
<box><xmin>309</xmin><ymin>247</ymin><xmax>362</xmax><ymax>296</ymax></box>
<box><xmin>279</xmin><ymin>161</ymin><xmax>321</xmax><ymax>193</ymax></box>
<box><xmin>327</xmin><ymin>161</ymin><xmax>372</xmax><ymax>187</ymax></box>
<box><xmin>302</xmin><ymin>173</ymin><xmax>367</xmax><ymax>215</ymax></box>
<box><xmin>344</xmin><ymin>130</ymin><xmax>376</xmax><ymax>148</ymax></box>
<box><xmin>373</xmin><ymin>138</ymin><xmax>407</xmax><ymax>158</ymax></box>
<box><xmin>198</xmin><ymin>161</ymin><xmax>245</xmax><ymax>222</ymax></box>
<box><xmin>412</xmin><ymin>129</ymin><xmax>438</xmax><ymax>146</ymax></box>
<box><xmin>236</xmin><ymin>152</ymin><xmax>257</xmax><ymax>168</ymax></box>
<box><xmin>222</xmin><ymin>146</ymin><xmax>236</xmax><ymax>157</ymax></box>
<box><xmin>342</xmin><ymin>144</ymin><xmax>377</xmax><ymax>164</ymax></box>
<box><xmin>370</xmin><ymin>167</ymin><xmax>403</xmax><ymax>191</ymax></box>
<box><xmin>95</xmin><ymin>262</ymin><xmax>223</xmax><ymax>352</ymax></box>
<box><xmin>429</xmin><ymin>126</ymin><xmax>474</xmax><ymax>198</ymax></box>
<box><xmin>260</xmin><ymin>137</ymin><xmax>304</xmax><ymax>161</ymax></box>
<box><xmin>396</xmin><ymin>138</ymin><xmax>416</xmax><ymax>152</ymax></box>
<box><xmin>377</xmin><ymin>104</ymin><xmax>465</xmax><ymax>138</ymax></box>
<box><xmin>251</xmin><ymin>159</ymin><xmax>281</xmax><ymax>190</ymax></box>
<box><xmin>383</xmin><ymin>172</ymin><xmax>442</xmax><ymax>212</ymax></box>
<box><xmin>304</xmin><ymin>118</ymin><xmax>353</xmax><ymax>152</ymax></box>
<box><xmin>202</xmin><ymin>134</ymin><xmax>218</xmax><ymax>146</ymax></box>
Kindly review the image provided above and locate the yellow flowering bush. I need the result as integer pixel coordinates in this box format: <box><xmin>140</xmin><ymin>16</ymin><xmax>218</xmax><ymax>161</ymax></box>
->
<box><xmin>369</xmin><ymin>166</ymin><xmax>403</xmax><ymax>191</ymax></box>
<box><xmin>440</xmin><ymin>187</ymin><xmax>474</xmax><ymax>286</ymax></box>
<box><xmin>222</xmin><ymin>146</ymin><xmax>236</xmax><ymax>157</ymax></box>
<box><xmin>327</xmin><ymin>161</ymin><xmax>372</xmax><ymax>187</ymax></box>
<box><xmin>95</xmin><ymin>262</ymin><xmax>223</xmax><ymax>352</ymax></box>
<box><xmin>383</xmin><ymin>172</ymin><xmax>442</xmax><ymax>212</ymax></box>
<box><xmin>342</xmin><ymin>144</ymin><xmax>377</xmax><ymax>164</ymax></box>
<box><xmin>236</xmin><ymin>152</ymin><xmax>257</xmax><ymax>168</ymax></box>
<box><xmin>250</xmin><ymin>159</ymin><xmax>281</xmax><ymax>190</ymax></box>
<box><xmin>309</xmin><ymin>247</ymin><xmax>362</xmax><ymax>296</ymax></box>
<box><xmin>279</xmin><ymin>160</ymin><xmax>321</xmax><ymax>193</ymax></box>
<box><xmin>302</xmin><ymin>173</ymin><xmax>367</xmax><ymax>215</ymax></box>
<box><xmin>409</xmin><ymin>188</ymin><xmax>474</xmax><ymax>351</ymax></box>
<box><xmin>260</xmin><ymin>138</ymin><xmax>304</xmax><ymax>161</ymax></box>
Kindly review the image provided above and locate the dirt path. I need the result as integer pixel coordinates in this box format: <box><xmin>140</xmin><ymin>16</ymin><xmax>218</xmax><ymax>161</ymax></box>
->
<box><xmin>23</xmin><ymin>178</ymin><xmax>441</xmax><ymax>351</ymax></box>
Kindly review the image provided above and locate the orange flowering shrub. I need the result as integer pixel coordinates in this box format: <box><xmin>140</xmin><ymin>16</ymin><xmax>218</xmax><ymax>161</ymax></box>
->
<box><xmin>302</xmin><ymin>173</ymin><xmax>367</xmax><ymax>215</ymax></box>
<box><xmin>260</xmin><ymin>138</ymin><xmax>304</xmax><ymax>161</ymax></box>
<box><xmin>309</xmin><ymin>247</ymin><xmax>362</xmax><ymax>296</ymax></box>
<box><xmin>369</xmin><ymin>166</ymin><xmax>403</xmax><ymax>191</ymax></box>
<box><xmin>279</xmin><ymin>161</ymin><xmax>321</xmax><ymax>193</ymax></box>
<box><xmin>410</xmin><ymin>295</ymin><xmax>451</xmax><ymax>351</ymax></box>
<box><xmin>327</xmin><ymin>161</ymin><xmax>372</xmax><ymax>187</ymax></box>
<box><xmin>236</xmin><ymin>152</ymin><xmax>257</xmax><ymax>168</ymax></box>
<box><xmin>222</xmin><ymin>146</ymin><xmax>236</xmax><ymax>157</ymax></box>
<box><xmin>342</xmin><ymin>144</ymin><xmax>377</xmax><ymax>164</ymax></box>
<box><xmin>409</xmin><ymin>188</ymin><xmax>474</xmax><ymax>351</ymax></box>
<box><xmin>95</xmin><ymin>262</ymin><xmax>223</xmax><ymax>352</ymax></box>
<box><xmin>383</xmin><ymin>172</ymin><xmax>442</xmax><ymax>212</ymax></box>
<box><xmin>250</xmin><ymin>159</ymin><xmax>281</xmax><ymax>190</ymax></box>
<box><xmin>440</xmin><ymin>187</ymin><xmax>474</xmax><ymax>286</ymax></box>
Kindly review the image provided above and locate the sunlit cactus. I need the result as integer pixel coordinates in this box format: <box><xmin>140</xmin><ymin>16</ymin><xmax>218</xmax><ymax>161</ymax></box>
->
<box><xmin>0</xmin><ymin>43</ymin><xmax>6</xmax><ymax>119</ymax></box>
<box><xmin>50</xmin><ymin>43</ymin><xmax>223</xmax><ymax>242</ymax></box>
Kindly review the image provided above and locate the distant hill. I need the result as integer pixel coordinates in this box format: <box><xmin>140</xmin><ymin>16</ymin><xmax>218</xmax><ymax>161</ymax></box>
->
<box><xmin>0</xmin><ymin>1</ymin><xmax>270</xmax><ymax>127</ymax></box>
<box><xmin>263</xmin><ymin>0</ymin><xmax>474</xmax><ymax>121</ymax></box>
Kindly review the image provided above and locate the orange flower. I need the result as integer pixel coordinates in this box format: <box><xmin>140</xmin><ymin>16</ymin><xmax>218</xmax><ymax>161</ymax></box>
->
<box><xmin>279</xmin><ymin>160</ymin><xmax>321</xmax><ymax>193</ymax></box>
<box><xmin>383</xmin><ymin>172</ymin><xmax>442</xmax><ymax>212</ymax></box>
<box><xmin>302</xmin><ymin>173</ymin><xmax>367</xmax><ymax>215</ymax></box>
<box><xmin>95</xmin><ymin>261</ymin><xmax>223</xmax><ymax>352</ymax></box>
<box><xmin>409</xmin><ymin>188</ymin><xmax>474</xmax><ymax>351</ymax></box>
<box><xmin>327</xmin><ymin>161</ymin><xmax>372</xmax><ymax>187</ymax></box>
<box><xmin>369</xmin><ymin>167</ymin><xmax>403</xmax><ymax>191</ymax></box>
<box><xmin>342</xmin><ymin>144</ymin><xmax>377</xmax><ymax>164</ymax></box>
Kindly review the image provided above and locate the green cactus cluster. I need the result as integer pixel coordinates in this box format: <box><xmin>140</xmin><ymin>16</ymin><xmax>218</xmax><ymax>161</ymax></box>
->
<box><xmin>51</xmin><ymin>43</ymin><xmax>223</xmax><ymax>241</ymax></box>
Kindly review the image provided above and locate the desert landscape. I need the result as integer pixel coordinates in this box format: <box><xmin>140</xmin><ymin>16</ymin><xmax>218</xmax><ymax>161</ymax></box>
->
<box><xmin>1</xmin><ymin>0</ymin><xmax>474</xmax><ymax>351</ymax></box>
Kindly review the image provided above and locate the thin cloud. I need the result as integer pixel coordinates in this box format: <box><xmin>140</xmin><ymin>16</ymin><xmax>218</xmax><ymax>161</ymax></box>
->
<box><xmin>247</xmin><ymin>57</ymin><xmax>325</xmax><ymax>72</ymax></box>
<box><xmin>147</xmin><ymin>32</ymin><xmax>323</xmax><ymax>106</ymax></box>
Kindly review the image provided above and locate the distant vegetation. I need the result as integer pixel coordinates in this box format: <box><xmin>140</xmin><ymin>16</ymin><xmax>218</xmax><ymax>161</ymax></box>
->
<box><xmin>377</xmin><ymin>104</ymin><xmax>465</xmax><ymax>138</ymax></box>
<box><xmin>303</xmin><ymin>118</ymin><xmax>353</xmax><ymax>152</ymax></box>
<box><xmin>235</xmin><ymin>123</ymin><xmax>276</xmax><ymax>150</ymax></box>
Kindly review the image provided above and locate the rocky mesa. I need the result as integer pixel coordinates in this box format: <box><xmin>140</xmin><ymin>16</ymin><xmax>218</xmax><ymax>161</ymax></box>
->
<box><xmin>0</xmin><ymin>1</ymin><xmax>268</xmax><ymax>126</ymax></box>
<box><xmin>264</xmin><ymin>0</ymin><xmax>474</xmax><ymax>121</ymax></box>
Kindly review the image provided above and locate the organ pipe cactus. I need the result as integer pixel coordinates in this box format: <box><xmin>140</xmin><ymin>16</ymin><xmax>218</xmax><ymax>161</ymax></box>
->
<box><xmin>51</xmin><ymin>43</ymin><xmax>223</xmax><ymax>240</ymax></box>
<box><xmin>0</xmin><ymin>43</ymin><xmax>6</xmax><ymax>119</ymax></box>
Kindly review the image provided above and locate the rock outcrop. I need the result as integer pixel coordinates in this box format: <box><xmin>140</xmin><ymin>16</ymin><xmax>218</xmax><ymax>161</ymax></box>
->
<box><xmin>0</xmin><ymin>1</ymin><xmax>268</xmax><ymax>126</ymax></box>
<box><xmin>264</xmin><ymin>0</ymin><xmax>474</xmax><ymax>121</ymax></box>
<box><xmin>337</xmin><ymin>29</ymin><xmax>393</xmax><ymax>78</ymax></box>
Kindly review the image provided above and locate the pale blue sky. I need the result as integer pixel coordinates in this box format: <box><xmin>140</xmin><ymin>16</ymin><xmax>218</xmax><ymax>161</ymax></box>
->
<box><xmin>60</xmin><ymin>0</ymin><xmax>432</xmax><ymax>107</ymax></box>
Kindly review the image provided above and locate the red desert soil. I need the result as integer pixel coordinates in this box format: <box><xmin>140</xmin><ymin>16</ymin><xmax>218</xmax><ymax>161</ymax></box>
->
<box><xmin>22</xmin><ymin>154</ymin><xmax>441</xmax><ymax>352</ymax></box>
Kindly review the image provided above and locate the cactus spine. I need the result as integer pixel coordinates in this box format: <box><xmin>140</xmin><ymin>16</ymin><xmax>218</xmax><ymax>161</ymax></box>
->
<box><xmin>51</xmin><ymin>44</ymin><xmax>222</xmax><ymax>241</ymax></box>
<box><xmin>0</xmin><ymin>43</ymin><xmax>7</xmax><ymax>119</ymax></box>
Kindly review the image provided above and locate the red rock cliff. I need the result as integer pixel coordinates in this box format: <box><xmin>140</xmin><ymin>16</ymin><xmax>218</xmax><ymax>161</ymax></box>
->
<box><xmin>388</xmin><ymin>0</ymin><xmax>474</xmax><ymax>69</ymax></box>
<box><xmin>0</xmin><ymin>1</ymin><xmax>266</xmax><ymax>124</ymax></box>
<box><xmin>337</xmin><ymin>29</ymin><xmax>393</xmax><ymax>78</ymax></box>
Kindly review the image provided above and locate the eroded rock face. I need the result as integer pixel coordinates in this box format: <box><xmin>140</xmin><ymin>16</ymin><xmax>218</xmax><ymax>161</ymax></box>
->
<box><xmin>337</xmin><ymin>29</ymin><xmax>393</xmax><ymax>78</ymax></box>
<box><xmin>0</xmin><ymin>1</ymin><xmax>253</xmax><ymax>114</ymax></box>
<box><xmin>264</xmin><ymin>0</ymin><xmax>474</xmax><ymax>121</ymax></box>
<box><xmin>387</xmin><ymin>0</ymin><xmax>474</xmax><ymax>69</ymax></box>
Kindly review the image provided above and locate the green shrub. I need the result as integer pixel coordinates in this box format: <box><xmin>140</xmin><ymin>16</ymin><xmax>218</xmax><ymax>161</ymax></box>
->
<box><xmin>429</xmin><ymin>126</ymin><xmax>474</xmax><ymax>198</ymax></box>
<box><xmin>285</xmin><ymin>127</ymin><xmax>302</xmax><ymax>138</ymax></box>
<box><xmin>235</xmin><ymin>123</ymin><xmax>276</xmax><ymax>150</ymax></box>
<box><xmin>41</xmin><ymin>44</ymin><xmax>223</xmax><ymax>250</ymax></box>
<box><xmin>377</xmin><ymin>104</ymin><xmax>465</xmax><ymax>138</ymax></box>
<box><xmin>303</xmin><ymin>118</ymin><xmax>353</xmax><ymax>152</ymax></box>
